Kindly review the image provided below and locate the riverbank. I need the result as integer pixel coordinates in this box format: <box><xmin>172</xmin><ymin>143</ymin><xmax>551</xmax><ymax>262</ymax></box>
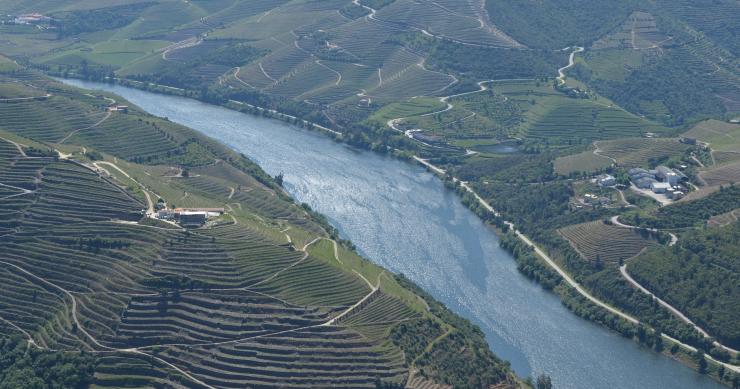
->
<box><xmin>415</xmin><ymin>157</ymin><xmax>739</xmax><ymax>384</ymax></box>
<box><xmin>56</xmin><ymin>77</ymin><xmax>734</xmax><ymax>388</ymax></box>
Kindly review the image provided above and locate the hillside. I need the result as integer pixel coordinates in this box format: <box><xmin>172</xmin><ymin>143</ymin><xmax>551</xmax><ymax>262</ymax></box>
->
<box><xmin>0</xmin><ymin>69</ymin><xmax>521</xmax><ymax>388</ymax></box>
<box><xmin>1</xmin><ymin>0</ymin><xmax>740</xmax><ymax>386</ymax></box>
<box><xmin>629</xmin><ymin>223</ymin><xmax>740</xmax><ymax>350</ymax></box>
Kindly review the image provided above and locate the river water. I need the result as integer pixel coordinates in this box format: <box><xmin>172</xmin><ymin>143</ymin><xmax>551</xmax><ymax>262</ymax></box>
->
<box><xmin>61</xmin><ymin>79</ymin><xmax>723</xmax><ymax>389</ymax></box>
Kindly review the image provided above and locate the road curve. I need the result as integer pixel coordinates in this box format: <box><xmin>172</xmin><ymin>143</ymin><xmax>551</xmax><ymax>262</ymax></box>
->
<box><xmin>557</xmin><ymin>46</ymin><xmax>584</xmax><ymax>85</ymax></box>
<box><xmin>412</xmin><ymin>157</ymin><xmax>740</xmax><ymax>373</ymax></box>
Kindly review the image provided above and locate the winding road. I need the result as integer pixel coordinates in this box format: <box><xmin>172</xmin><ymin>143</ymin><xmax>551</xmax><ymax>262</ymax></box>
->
<box><xmin>557</xmin><ymin>46</ymin><xmax>584</xmax><ymax>85</ymax></box>
<box><xmin>412</xmin><ymin>156</ymin><xmax>740</xmax><ymax>373</ymax></box>
<box><xmin>610</xmin><ymin>217</ymin><xmax>739</xmax><ymax>355</ymax></box>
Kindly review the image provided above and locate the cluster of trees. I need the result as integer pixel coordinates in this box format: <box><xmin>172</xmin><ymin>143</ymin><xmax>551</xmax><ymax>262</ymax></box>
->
<box><xmin>484</xmin><ymin>0</ymin><xmax>639</xmax><ymax>48</ymax></box>
<box><xmin>66</xmin><ymin>236</ymin><xmax>131</xmax><ymax>252</ymax></box>
<box><xmin>393</xmin><ymin>32</ymin><xmax>565</xmax><ymax>81</ymax></box>
<box><xmin>628</xmin><ymin>222</ymin><xmax>740</xmax><ymax>349</ymax></box>
<box><xmin>453</xmin><ymin>153</ymin><xmax>555</xmax><ymax>184</ymax></box>
<box><xmin>131</xmin><ymin>40</ymin><xmax>266</xmax><ymax>90</ymax></box>
<box><xmin>577</xmin><ymin>54</ymin><xmax>727</xmax><ymax>126</ymax></box>
<box><xmin>51</xmin><ymin>2</ymin><xmax>153</xmax><ymax>38</ymax></box>
<box><xmin>392</xmin><ymin>275</ymin><xmax>516</xmax><ymax>388</ymax></box>
<box><xmin>24</xmin><ymin>147</ymin><xmax>58</xmax><ymax>158</ymax></box>
<box><xmin>140</xmin><ymin>274</ymin><xmax>209</xmax><ymax>293</ymax></box>
<box><xmin>499</xmin><ymin>233</ymin><xmax>561</xmax><ymax>290</ymax></box>
<box><xmin>390</xmin><ymin>319</ymin><xmax>444</xmax><ymax>364</ymax></box>
<box><xmin>339</xmin><ymin>3</ymin><xmax>370</xmax><ymax>19</ymax></box>
<box><xmin>0</xmin><ymin>336</ymin><xmax>95</xmax><ymax>388</ymax></box>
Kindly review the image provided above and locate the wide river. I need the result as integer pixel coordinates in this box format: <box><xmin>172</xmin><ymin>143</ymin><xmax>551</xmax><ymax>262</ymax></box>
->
<box><xmin>62</xmin><ymin>79</ymin><xmax>722</xmax><ymax>389</ymax></box>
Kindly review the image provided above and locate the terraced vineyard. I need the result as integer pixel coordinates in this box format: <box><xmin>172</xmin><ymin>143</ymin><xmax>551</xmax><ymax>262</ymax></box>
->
<box><xmin>0</xmin><ymin>71</ymin><xmax>521</xmax><ymax>388</ymax></box>
<box><xmin>522</xmin><ymin>98</ymin><xmax>667</xmax><ymax>143</ymax></box>
<box><xmin>558</xmin><ymin>221</ymin><xmax>657</xmax><ymax>265</ymax></box>
<box><xmin>3</xmin><ymin>1</ymin><xmax>740</xmax><ymax>385</ymax></box>
<box><xmin>594</xmin><ymin>138</ymin><xmax>690</xmax><ymax>167</ymax></box>
<box><xmin>700</xmin><ymin>160</ymin><xmax>740</xmax><ymax>187</ymax></box>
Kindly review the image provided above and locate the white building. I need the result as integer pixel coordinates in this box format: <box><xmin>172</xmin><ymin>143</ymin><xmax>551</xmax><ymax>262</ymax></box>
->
<box><xmin>597</xmin><ymin>174</ymin><xmax>616</xmax><ymax>187</ymax></box>
<box><xmin>651</xmin><ymin>182</ymin><xmax>671</xmax><ymax>194</ymax></box>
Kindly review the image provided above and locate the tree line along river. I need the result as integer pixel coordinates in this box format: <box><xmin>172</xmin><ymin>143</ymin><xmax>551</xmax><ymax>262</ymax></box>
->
<box><xmin>61</xmin><ymin>79</ymin><xmax>724</xmax><ymax>389</ymax></box>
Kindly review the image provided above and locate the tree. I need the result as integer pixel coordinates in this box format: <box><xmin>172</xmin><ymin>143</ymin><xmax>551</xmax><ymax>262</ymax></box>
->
<box><xmin>536</xmin><ymin>374</ymin><xmax>553</xmax><ymax>389</ymax></box>
<box><xmin>696</xmin><ymin>351</ymin><xmax>707</xmax><ymax>374</ymax></box>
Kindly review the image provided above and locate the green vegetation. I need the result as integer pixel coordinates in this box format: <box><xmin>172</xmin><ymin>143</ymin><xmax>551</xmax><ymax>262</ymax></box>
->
<box><xmin>629</xmin><ymin>223</ymin><xmax>740</xmax><ymax>349</ymax></box>
<box><xmin>623</xmin><ymin>185</ymin><xmax>740</xmax><ymax>229</ymax></box>
<box><xmin>0</xmin><ymin>336</ymin><xmax>95</xmax><ymax>388</ymax></box>
<box><xmin>554</xmin><ymin>150</ymin><xmax>613</xmax><ymax>175</ymax></box>
<box><xmin>393</xmin><ymin>276</ymin><xmax>519</xmax><ymax>388</ymax></box>
<box><xmin>594</xmin><ymin>138</ymin><xmax>690</xmax><ymax>167</ymax></box>
<box><xmin>51</xmin><ymin>3</ymin><xmax>156</xmax><ymax>37</ymax></box>
<box><xmin>0</xmin><ymin>67</ymin><xmax>521</xmax><ymax>387</ymax></box>
<box><xmin>484</xmin><ymin>0</ymin><xmax>639</xmax><ymax>48</ymax></box>
<box><xmin>559</xmin><ymin>220</ymin><xmax>659</xmax><ymax>266</ymax></box>
<box><xmin>1</xmin><ymin>0</ymin><xmax>740</xmax><ymax>384</ymax></box>
<box><xmin>684</xmin><ymin>120</ymin><xmax>740</xmax><ymax>153</ymax></box>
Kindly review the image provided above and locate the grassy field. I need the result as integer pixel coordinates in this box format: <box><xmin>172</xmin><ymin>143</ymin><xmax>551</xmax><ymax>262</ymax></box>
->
<box><xmin>554</xmin><ymin>150</ymin><xmax>614</xmax><ymax>175</ymax></box>
<box><xmin>366</xmin><ymin>97</ymin><xmax>446</xmax><ymax>127</ymax></box>
<box><xmin>684</xmin><ymin>120</ymin><xmax>740</xmax><ymax>153</ymax></box>
<box><xmin>38</xmin><ymin>39</ymin><xmax>170</xmax><ymax>68</ymax></box>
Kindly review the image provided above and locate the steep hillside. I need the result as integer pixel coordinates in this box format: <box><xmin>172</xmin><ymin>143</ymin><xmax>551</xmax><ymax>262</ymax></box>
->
<box><xmin>0</xmin><ymin>69</ymin><xmax>521</xmax><ymax>388</ymax></box>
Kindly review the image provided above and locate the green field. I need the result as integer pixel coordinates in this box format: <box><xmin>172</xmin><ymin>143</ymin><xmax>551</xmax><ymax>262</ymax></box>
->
<box><xmin>554</xmin><ymin>150</ymin><xmax>614</xmax><ymax>175</ymax></box>
<box><xmin>39</xmin><ymin>39</ymin><xmax>169</xmax><ymax>68</ymax></box>
<box><xmin>684</xmin><ymin>120</ymin><xmax>740</xmax><ymax>152</ymax></box>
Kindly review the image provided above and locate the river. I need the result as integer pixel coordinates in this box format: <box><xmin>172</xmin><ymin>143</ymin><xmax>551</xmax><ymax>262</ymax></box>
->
<box><xmin>60</xmin><ymin>79</ymin><xmax>723</xmax><ymax>389</ymax></box>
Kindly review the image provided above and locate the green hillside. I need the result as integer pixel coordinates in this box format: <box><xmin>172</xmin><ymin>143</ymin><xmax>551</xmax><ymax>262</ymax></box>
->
<box><xmin>1</xmin><ymin>0</ymin><xmax>740</xmax><ymax>385</ymax></box>
<box><xmin>629</xmin><ymin>222</ymin><xmax>740</xmax><ymax>349</ymax></box>
<box><xmin>0</xmin><ymin>69</ymin><xmax>521</xmax><ymax>388</ymax></box>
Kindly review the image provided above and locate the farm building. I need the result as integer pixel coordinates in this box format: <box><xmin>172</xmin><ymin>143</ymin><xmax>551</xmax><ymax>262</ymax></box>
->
<box><xmin>156</xmin><ymin>207</ymin><xmax>224</xmax><ymax>226</ymax></box>
<box><xmin>629</xmin><ymin>165</ymin><xmax>686</xmax><ymax>190</ymax></box>
<box><xmin>650</xmin><ymin>182</ymin><xmax>671</xmax><ymax>193</ymax></box>
<box><xmin>655</xmin><ymin>166</ymin><xmax>672</xmax><ymax>180</ymax></box>
<box><xmin>635</xmin><ymin>177</ymin><xmax>657</xmax><ymax>189</ymax></box>
<box><xmin>107</xmin><ymin>105</ymin><xmax>128</xmax><ymax>113</ymax></box>
<box><xmin>178</xmin><ymin>211</ymin><xmax>207</xmax><ymax>227</ymax></box>
<box><xmin>174</xmin><ymin>207</ymin><xmax>224</xmax><ymax>217</ymax></box>
<box><xmin>157</xmin><ymin>209</ymin><xmax>175</xmax><ymax>220</ymax></box>
<box><xmin>14</xmin><ymin>13</ymin><xmax>51</xmax><ymax>24</ymax></box>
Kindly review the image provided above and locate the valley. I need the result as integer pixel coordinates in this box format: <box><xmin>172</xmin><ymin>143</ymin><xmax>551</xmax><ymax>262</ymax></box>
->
<box><xmin>0</xmin><ymin>0</ymin><xmax>739</xmax><ymax>387</ymax></box>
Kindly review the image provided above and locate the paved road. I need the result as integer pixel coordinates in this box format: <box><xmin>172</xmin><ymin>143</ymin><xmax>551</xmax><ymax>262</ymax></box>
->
<box><xmin>413</xmin><ymin>157</ymin><xmax>740</xmax><ymax>374</ymax></box>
